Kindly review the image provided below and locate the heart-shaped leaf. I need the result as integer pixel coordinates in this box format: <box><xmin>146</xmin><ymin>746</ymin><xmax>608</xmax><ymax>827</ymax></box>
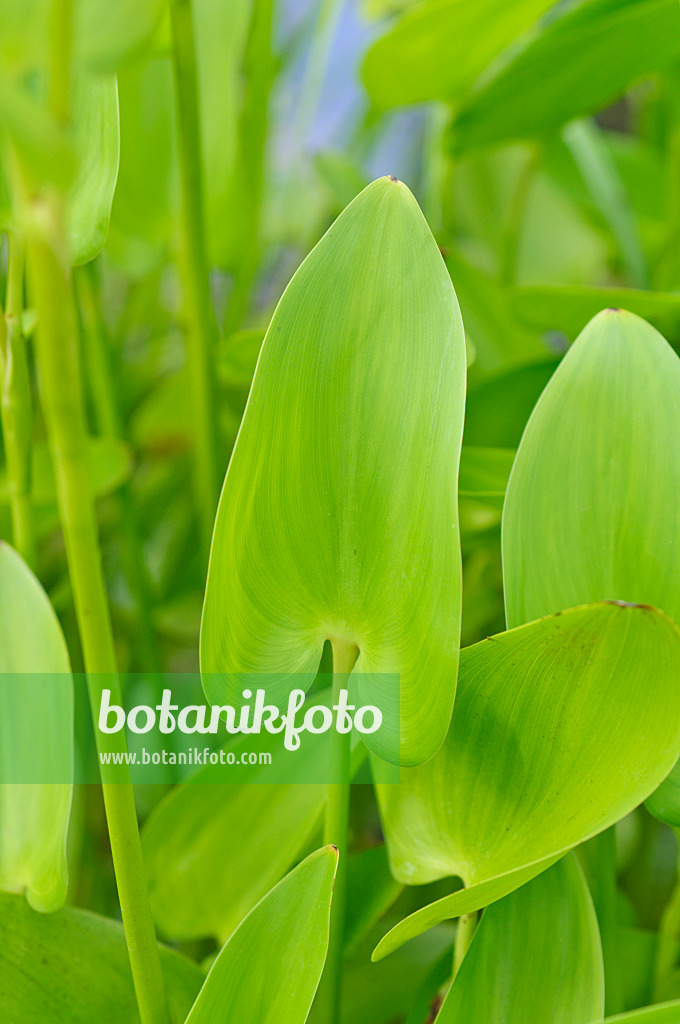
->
<box><xmin>0</xmin><ymin>892</ymin><xmax>202</xmax><ymax>1022</ymax></box>
<box><xmin>201</xmin><ymin>176</ymin><xmax>466</xmax><ymax>766</ymax></box>
<box><xmin>373</xmin><ymin>601</ymin><xmax>680</xmax><ymax>959</ymax></box>
<box><xmin>184</xmin><ymin>846</ymin><xmax>337</xmax><ymax>1024</ymax></box>
<box><xmin>0</xmin><ymin>542</ymin><xmax>73</xmax><ymax>912</ymax></box>
<box><xmin>502</xmin><ymin>308</ymin><xmax>680</xmax><ymax>629</ymax></box>
<box><xmin>436</xmin><ymin>856</ymin><xmax>604</xmax><ymax>1024</ymax></box>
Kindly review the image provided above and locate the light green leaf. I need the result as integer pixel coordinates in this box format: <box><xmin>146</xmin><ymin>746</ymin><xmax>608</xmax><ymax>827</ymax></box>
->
<box><xmin>68</xmin><ymin>73</ymin><xmax>120</xmax><ymax>265</ymax></box>
<box><xmin>185</xmin><ymin>847</ymin><xmax>337</xmax><ymax>1024</ymax></box>
<box><xmin>361</xmin><ymin>0</ymin><xmax>555</xmax><ymax>110</ymax></box>
<box><xmin>502</xmin><ymin>309</ymin><xmax>680</xmax><ymax>628</ymax></box>
<box><xmin>373</xmin><ymin>601</ymin><xmax>680</xmax><ymax>959</ymax></box>
<box><xmin>511</xmin><ymin>285</ymin><xmax>680</xmax><ymax>341</ymax></box>
<box><xmin>142</xmin><ymin>732</ymin><xmax>329</xmax><ymax>943</ymax></box>
<box><xmin>0</xmin><ymin>543</ymin><xmax>73</xmax><ymax>913</ymax></box>
<box><xmin>201</xmin><ymin>177</ymin><xmax>466</xmax><ymax>767</ymax></box>
<box><xmin>594</xmin><ymin>1002</ymin><xmax>680</xmax><ymax>1023</ymax></box>
<box><xmin>0</xmin><ymin>892</ymin><xmax>203</xmax><ymax>1022</ymax></box>
<box><xmin>77</xmin><ymin>0</ymin><xmax>165</xmax><ymax>72</ymax></box>
<box><xmin>436</xmin><ymin>856</ymin><xmax>604</xmax><ymax>1024</ymax></box>
<box><xmin>451</xmin><ymin>0</ymin><xmax>680</xmax><ymax>154</ymax></box>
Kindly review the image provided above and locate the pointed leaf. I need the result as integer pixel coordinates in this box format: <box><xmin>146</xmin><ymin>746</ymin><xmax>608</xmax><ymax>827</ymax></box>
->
<box><xmin>595</xmin><ymin>1003</ymin><xmax>680</xmax><ymax>1023</ymax></box>
<box><xmin>0</xmin><ymin>892</ymin><xmax>202</xmax><ymax>1022</ymax></box>
<box><xmin>373</xmin><ymin>602</ymin><xmax>680</xmax><ymax>959</ymax></box>
<box><xmin>201</xmin><ymin>177</ymin><xmax>466</xmax><ymax>766</ymax></box>
<box><xmin>503</xmin><ymin>309</ymin><xmax>680</xmax><ymax>628</ymax></box>
<box><xmin>0</xmin><ymin>542</ymin><xmax>73</xmax><ymax>912</ymax></box>
<box><xmin>437</xmin><ymin>856</ymin><xmax>604</xmax><ymax>1024</ymax></box>
<box><xmin>185</xmin><ymin>847</ymin><xmax>337</xmax><ymax>1024</ymax></box>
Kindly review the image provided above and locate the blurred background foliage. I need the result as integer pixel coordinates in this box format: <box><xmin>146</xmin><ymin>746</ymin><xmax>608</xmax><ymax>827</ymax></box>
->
<box><xmin>3</xmin><ymin>0</ymin><xmax>680</xmax><ymax>1017</ymax></box>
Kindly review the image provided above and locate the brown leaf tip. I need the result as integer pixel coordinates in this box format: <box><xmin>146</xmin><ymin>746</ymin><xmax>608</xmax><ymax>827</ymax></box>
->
<box><xmin>386</xmin><ymin>174</ymin><xmax>399</xmax><ymax>182</ymax></box>
<box><xmin>605</xmin><ymin>599</ymin><xmax>654</xmax><ymax>611</ymax></box>
<box><xmin>606</xmin><ymin>307</ymin><xmax>621</xmax><ymax>313</ymax></box>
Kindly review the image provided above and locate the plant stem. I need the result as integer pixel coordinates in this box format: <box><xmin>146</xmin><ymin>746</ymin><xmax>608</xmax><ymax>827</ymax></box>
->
<box><xmin>23</xmin><ymin>5</ymin><xmax>171</xmax><ymax>1021</ymax></box>
<box><xmin>593</xmin><ymin>826</ymin><xmax>622</xmax><ymax>1015</ymax></box>
<box><xmin>317</xmin><ymin>637</ymin><xmax>358</xmax><ymax>1024</ymax></box>
<box><xmin>169</xmin><ymin>0</ymin><xmax>220</xmax><ymax>563</ymax></box>
<box><xmin>453</xmin><ymin>910</ymin><xmax>478</xmax><ymax>978</ymax></box>
<box><xmin>0</xmin><ymin>232</ymin><xmax>35</xmax><ymax>566</ymax></box>
<box><xmin>654</xmin><ymin>832</ymin><xmax>680</xmax><ymax>1001</ymax></box>
<box><xmin>76</xmin><ymin>265</ymin><xmax>162</xmax><ymax>672</ymax></box>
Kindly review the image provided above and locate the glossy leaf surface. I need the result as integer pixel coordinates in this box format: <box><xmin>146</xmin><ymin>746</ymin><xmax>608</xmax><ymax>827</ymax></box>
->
<box><xmin>185</xmin><ymin>847</ymin><xmax>337</xmax><ymax>1024</ymax></box>
<box><xmin>374</xmin><ymin>602</ymin><xmax>680</xmax><ymax>959</ymax></box>
<box><xmin>0</xmin><ymin>543</ymin><xmax>73</xmax><ymax>912</ymax></box>
<box><xmin>0</xmin><ymin>892</ymin><xmax>202</xmax><ymax>1022</ymax></box>
<box><xmin>503</xmin><ymin>309</ymin><xmax>680</xmax><ymax>628</ymax></box>
<box><xmin>437</xmin><ymin>856</ymin><xmax>604</xmax><ymax>1024</ymax></box>
<box><xmin>201</xmin><ymin>177</ymin><xmax>466</xmax><ymax>766</ymax></box>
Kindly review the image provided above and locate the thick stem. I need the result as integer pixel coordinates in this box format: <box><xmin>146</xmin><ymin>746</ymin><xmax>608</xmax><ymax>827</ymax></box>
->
<box><xmin>169</xmin><ymin>0</ymin><xmax>219</xmax><ymax>563</ymax></box>
<box><xmin>1</xmin><ymin>232</ymin><xmax>35</xmax><ymax>566</ymax></box>
<box><xmin>453</xmin><ymin>911</ymin><xmax>478</xmax><ymax>978</ymax></box>
<box><xmin>28</xmin><ymin>228</ymin><xmax>171</xmax><ymax>1024</ymax></box>
<box><xmin>317</xmin><ymin>638</ymin><xmax>358</xmax><ymax>1024</ymax></box>
<box><xmin>654</xmin><ymin>831</ymin><xmax>680</xmax><ymax>1001</ymax></box>
<box><xmin>593</xmin><ymin>826</ymin><xmax>622</xmax><ymax>1015</ymax></box>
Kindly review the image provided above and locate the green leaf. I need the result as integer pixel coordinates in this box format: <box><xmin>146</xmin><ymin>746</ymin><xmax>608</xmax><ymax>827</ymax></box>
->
<box><xmin>451</xmin><ymin>0</ymin><xmax>680</xmax><ymax>154</ymax></box>
<box><xmin>0</xmin><ymin>543</ymin><xmax>73</xmax><ymax>913</ymax></box>
<box><xmin>0</xmin><ymin>892</ymin><xmax>203</xmax><ymax>1022</ymax></box>
<box><xmin>510</xmin><ymin>286</ymin><xmax>680</xmax><ymax>342</ymax></box>
<box><xmin>373</xmin><ymin>601</ymin><xmax>680</xmax><ymax>960</ymax></box>
<box><xmin>67</xmin><ymin>73</ymin><xmax>120</xmax><ymax>265</ymax></box>
<box><xmin>343</xmin><ymin>845</ymin><xmax>403</xmax><ymax>956</ymax></box>
<box><xmin>361</xmin><ymin>0</ymin><xmax>555</xmax><ymax>110</ymax></box>
<box><xmin>142</xmin><ymin>734</ymin><xmax>329</xmax><ymax>942</ymax></box>
<box><xmin>645</xmin><ymin>760</ymin><xmax>680</xmax><ymax>828</ymax></box>
<box><xmin>594</xmin><ymin>1002</ymin><xmax>680</xmax><ymax>1023</ymax></box>
<box><xmin>185</xmin><ymin>847</ymin><xmax>337</xmax><ymax>1024</ymax></box>
<box><xmin>201</xmin><ymin>177</ymin><xmax>466</xmax><ymax>767</ymax></box>
<box><xmin>502</xmin><ymin>309</ymin><xmax>680</xmax><ymax>628</ymax></box>
<box><xmin>76</xmin><ymin>0</ymin><xmax>165</xmax><ymax>71</ymax></box>
<box><xmin>463</xmin><ymin>358</ymin><xmax>559</xmax><ymax>448</ymax></box>
<box><xmin>436</xmin><ymin>856</ymin><xmax>604</xmax><ymax>1024</ymax></box>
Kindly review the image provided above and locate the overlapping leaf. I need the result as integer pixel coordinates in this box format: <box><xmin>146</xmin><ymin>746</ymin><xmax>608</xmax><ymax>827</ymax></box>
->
<box><xmin>0</xmin><ymin>892</ymin><xmax>202</xmax><ymax>1022</ymax></box>
<box><xmin>201</xmin><ymin>177</ymin><xmax>466</xmax><ymax>766</ymax></box>
<box><xmin>0</xmin><ymin>543</ymin><xmax>73</xmax><ymax>913</ymax></box>
<box><xmin>436</xmin><ymin>856</ymin><xmax>604</xmax><ymax>1024</ymax></box>
<box><xmin>373</xmin><ymin>602</ymin><xmax>680</xmax><ymax>959</ymax></box>
<box><xmin>450</xmin><ymin>0</ymin><xmax>680</xmax><ymax>154</ymax></box>
<box><xmin>184</xmin><ymin>847</ymin><xmax>337</xmax><ymax>1024</ymax></box>
<box><xmin>503</xmin><ymin>309</ymin><xmax>680</xmax><ymax>627</ymax></box>
<box><xmin>362</xmin><ymin>0</ymin><xmax>555</xmax><ymax>109</ymax></box>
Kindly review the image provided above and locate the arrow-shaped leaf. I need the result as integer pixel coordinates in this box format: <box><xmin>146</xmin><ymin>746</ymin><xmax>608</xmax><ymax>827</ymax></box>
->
<box><xmin>201</xmin><ymin>176</ymin><xmax>466</xmax><ymax>766</ymax></box>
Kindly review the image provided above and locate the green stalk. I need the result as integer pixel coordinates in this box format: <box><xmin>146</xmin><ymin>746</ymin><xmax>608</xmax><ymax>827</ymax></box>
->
<box><xmin>654</xmin><ymin>832</ymin><xmax>680</xmax><ymax>1001</ymax></box>
<box><xmin>593</xmin><ymin>826</ymin><xmax>622</xmax><ymax>1015</ymax></box>
<box><xmin>453</xmin><ymin>911</ymin><xmax>478</xmax><ymax>978</ymax></box>
<box><xmin>0</xmin><ymin>232</ymin><xmax>35</xmax><ymax>566</ymax></box>
<box><xmin>222</xmin><ymin>0</ymin><xmax>275</xmax><ymax>338</ymax></box>
<box><xmin>169</xmin><ymin>0</ymin><xmax>219</xmax><ymax>561</ymax></box>
<box><xmin>29</xmin><ymin>228</ymin><xmax>171</xmax><ymax>1024</ymax></box>
<box><xmin>500</xmin><ymin>145</ymin><xmax>540</xmax><ymax>286</ymax></box>
<box><xmin>317</xmin><ymin>638</ymin><xmax>359</xmax><ymax>1024</ymax></box>
<box><xmin>76</xmin><ymin>265</ymin><xmax>162</xmax><ymax>672</ymax></box>
<box><xmin>24</xmin><ymin>5</ymin><xmax>171</xmax><ymax>1021</ymax></box>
